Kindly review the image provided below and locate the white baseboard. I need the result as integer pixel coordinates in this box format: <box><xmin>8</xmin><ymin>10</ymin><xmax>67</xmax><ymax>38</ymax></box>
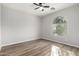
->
<box><xmin>41</xmin><ymin>37</ymin><xmax>79</xmax><ymax>48</ymax></box>
<box><xmin>1</xmin><ymin>37</ymin><xmax>79</xmax><ymax>48</ymax></box>
<box><xmin>2</xmin><ymin>37</ymin><xmax>39</xmax><ymax>47</ymax></box>
<box><xmin>0</xmin><ymin>40</ymin><xmax>2</xmax><ymax>51</ymax></box>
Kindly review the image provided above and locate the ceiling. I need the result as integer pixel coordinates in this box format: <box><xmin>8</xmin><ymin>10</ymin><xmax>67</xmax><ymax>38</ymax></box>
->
<box><xmin>2</xmin><ymin>3</ymin><xmax>78</xmax><ymax>16</ymax></box>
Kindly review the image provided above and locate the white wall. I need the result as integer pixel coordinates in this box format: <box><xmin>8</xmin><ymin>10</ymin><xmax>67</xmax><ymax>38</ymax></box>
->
<box><xmin>1</xmin><ymin>6</ymin><xmax>40</xmax><ymax>46</ymax></box>
<box><xmin>0</xmin><ymin>4</ymin><xmax>1</xmax><ymax>49</ymax></box>
<box><xmin>1</xmin><ymin>4</ymin><xmax>79</xmax><ymax>48</ymax></box>
<box><xmin>41</xmin><ymin>4</ymin><xmax>79</xmax><ymax>48</ymax></box>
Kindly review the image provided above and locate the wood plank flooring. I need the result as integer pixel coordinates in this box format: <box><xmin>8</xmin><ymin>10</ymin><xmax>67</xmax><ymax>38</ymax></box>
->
<box><xmin>0</xmin><ymin>39</ymin><xmax>79</xmax><ymax>56</ymax></box>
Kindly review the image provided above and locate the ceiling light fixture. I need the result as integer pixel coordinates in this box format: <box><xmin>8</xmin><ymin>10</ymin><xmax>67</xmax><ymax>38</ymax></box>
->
<box><xmin>33</xmin><ymin>3</ymin><xmax>55</xmax><ymax>11</ymax></box>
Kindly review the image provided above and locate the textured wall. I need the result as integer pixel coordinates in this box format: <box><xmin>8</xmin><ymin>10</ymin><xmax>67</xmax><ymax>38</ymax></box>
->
<box><xmin>41</xmin><ymin>4</ymin><xmax>79</xmax><ymax>48</ymax></box>
<box><xmin>1</xmin><ymin>6</ymin><xmax>40</xmax><ymax>46</ymax></box>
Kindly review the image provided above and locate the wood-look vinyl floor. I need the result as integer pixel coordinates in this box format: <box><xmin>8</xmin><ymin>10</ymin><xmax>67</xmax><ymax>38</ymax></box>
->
<box><xmin>0</xmin><ymin>39</ymin><xmax>79</xmax><ymax>56</ymax></box>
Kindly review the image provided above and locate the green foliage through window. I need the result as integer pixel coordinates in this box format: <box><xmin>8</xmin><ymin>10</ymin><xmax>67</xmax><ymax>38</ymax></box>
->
<box><xmin>53</xmin><ymin>16</ymin><xmax>66</xmax><ymax>36</ymax></box>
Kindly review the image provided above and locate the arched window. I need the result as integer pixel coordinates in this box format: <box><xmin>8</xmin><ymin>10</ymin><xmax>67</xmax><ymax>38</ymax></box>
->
<box><xmin>53</xmin><ymin>16</ymin><xmax>67</xmax><ymax>36</ymax></box>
